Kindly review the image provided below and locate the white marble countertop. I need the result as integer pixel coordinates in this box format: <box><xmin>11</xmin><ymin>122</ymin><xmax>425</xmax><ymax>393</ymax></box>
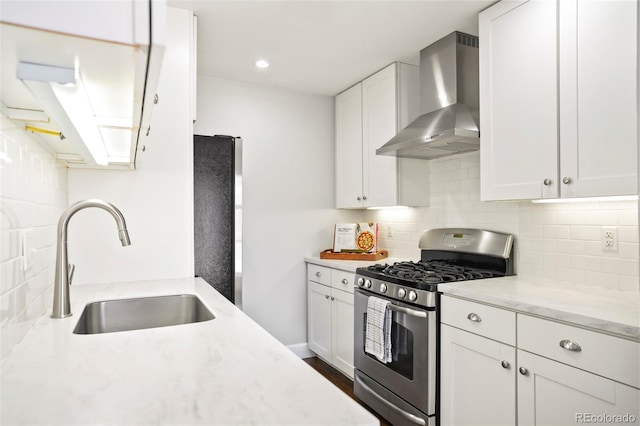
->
<box><xmin>439</xmin><ymin>276</ymin><xmax>640</xmax><ymax>341</ymax></box>
<box><xmin>0</xmin><ymin>277</ymin><xmax>378</xmax><ymax>426</ymax></box>
<box><xmin>304</xmin><ymin>256</ymin><xmax>408</xmax><ymax>273</ymax></box>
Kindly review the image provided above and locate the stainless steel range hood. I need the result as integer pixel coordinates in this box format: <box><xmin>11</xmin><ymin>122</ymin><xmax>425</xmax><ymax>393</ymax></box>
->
<box><xmin>377</xmin><ymin>31</ymin><xmax>480</xmax><ymax>159</ymax></box>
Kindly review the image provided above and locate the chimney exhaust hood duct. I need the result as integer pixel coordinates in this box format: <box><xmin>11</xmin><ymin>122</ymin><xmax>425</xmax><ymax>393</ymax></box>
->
<box><xmin>377</xmin><ymin>31</ymin><xmax>480</xmax><ymax>160</ymax></box>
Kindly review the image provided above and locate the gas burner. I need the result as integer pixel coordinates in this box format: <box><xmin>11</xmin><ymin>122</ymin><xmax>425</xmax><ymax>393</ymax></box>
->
<box><xmin>364</xmin><ymin>260</ymin><xmax>503</xmax><ymax>287</ymax></box>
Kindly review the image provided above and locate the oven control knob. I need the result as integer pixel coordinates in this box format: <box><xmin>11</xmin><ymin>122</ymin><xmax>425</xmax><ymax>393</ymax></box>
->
<box><xmin>364</xmin><ymin>279</ymin><xmax>372</xmax><ymax>289</ymax></box>
<box><xmin>379</xmin><ymin>283</ymin><xmax>387</xmax><ymax>293</ymax></box>
<box><xmin>408</xmin><ymin>290</ymin><xmax>418</xmax><ymax>302</ymax></box>
<box><xmin>357</xmin><ymin>277</ymin><xmax>365</xmax><ymax>287</ymax></box>
<box><xmin>397</xmin><ymin>288</ymin><xmax>406</xmax><ymax>298</ymax></box>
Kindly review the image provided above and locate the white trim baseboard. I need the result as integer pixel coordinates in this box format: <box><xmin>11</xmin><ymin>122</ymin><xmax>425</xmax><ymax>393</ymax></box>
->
<box><xmin>287</xmin><ymin>343</ymin><xmax>315</xmax><ymax>359</ymax></box>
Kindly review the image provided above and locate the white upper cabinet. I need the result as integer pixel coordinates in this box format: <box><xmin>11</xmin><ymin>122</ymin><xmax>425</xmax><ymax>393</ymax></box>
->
<box><xmin>335</xmin><ymin>83</ymin><xmax>364</xmax><ymax>209</ymax></box>
<box><xmin>558</xmin><ymin>0</ymin><xmax>638</xmax><ymax>198</ymax></box>
<box><xmin>335</xmin><ymin>62</ymin><xmax>429</xmax><ymax>209</ymax></box>
<box><xmin>362</xmin><ymin>64</ymin><xmax>400</xmax><ymax>208</ymax></box>
<box><xmin>480</xmin><ymin>0</ymin><xmax>638</xmax><ymax>201</ymax></box>
<box><xmin>0</xmin><ymin>0</ymin><xmax>166</xmax><ymax>170</ymax></box>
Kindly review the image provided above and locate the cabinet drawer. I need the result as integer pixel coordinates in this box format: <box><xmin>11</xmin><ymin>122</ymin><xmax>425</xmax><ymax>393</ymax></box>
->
<box><xmin>441</xmin><ymin>296</ymin><xmax>516</xmax><ymax>345</ymax></box>
<box><xmin>518</xmin><ymin>314</ymin><xmax>640</xmax><ymax>389</ymax></box>
<box><xmin>308</xmin><ymin>264</ymin><xmax>331</xmax><ymax>286</ymax></box>
<box><xmin>331</xmin><ymin>270</ymin><xmax>355</xmax><ymax>294</ymax></box>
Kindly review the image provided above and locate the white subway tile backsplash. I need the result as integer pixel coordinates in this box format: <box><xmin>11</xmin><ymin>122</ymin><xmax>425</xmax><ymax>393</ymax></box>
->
<box><xmin>602</xmin><ymin>258</ymin><xmax>639</xmax><ymax>276</ymax></box>
<box><xmin>543</xmin><ymin>225</ymin><xmax>570</xmax><ymax>239</ymax></box>
<box><xmin>618</xmin><ymin>226</ymin><xmax>640</xmax><ymax>243</ymax></box>
<box><xmin>619</xmin><ymin>210</ymin><xmax>639</xmax><ymax>226</ymax></box>
<box><xmin>368</xmin><ymin>151</ymin><xmax>638</xmax><ymax>293</ymax></box>
<box><xmin>619</xmin><ymin>275</ymin><xmax>640</xmax><ymax>293</ymax></box>
<box><xmin>617</xmin><ymin>242</ymin><xmax>640</xmax><ymax>260</ymax></box>
<box><xmin>584</xmin><ymin>271</ymin><xmax>619</xmax><ymax>289</ymax></box>
<box><xmin>556</xmin><ymin>268</ymin><xmax>587</xmax><ymax>285</ymax></box>
<box><xmin>0</xmin><ymin>114</ymin><xmax>67</xmax><ymax>359</ymax></box>
<box><xmin>531</xmin><ymin>211</ymin><xmax>556</xmax><ymax>225</ymax></box>
<box><xmin>570</xmin><ymin>255</ymin><xmax>602</xmax><ymax>272</ymax></box>
<box><xmin>556</xmin><ymin>240</ymin><xmax>586</xmax><ymax>254</ymax></box>
<box><xmin>570</xmin><ymin>226</ymin><xmax>601</xmax><ymax>241</ymax></box>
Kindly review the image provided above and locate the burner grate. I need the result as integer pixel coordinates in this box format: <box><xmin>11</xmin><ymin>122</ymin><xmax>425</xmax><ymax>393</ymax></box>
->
<box><xmin>366</xmin><ymin>260</ymin><xmax>502</xmax><ymax>284</ymax></box>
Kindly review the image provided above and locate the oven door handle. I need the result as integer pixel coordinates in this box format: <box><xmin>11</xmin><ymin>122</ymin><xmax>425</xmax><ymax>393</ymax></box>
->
<box><xmin>388</xmin><ymin>304</ymin><xmax>428</xmax><ymax>318</ymax></box>
<box><xmin>355</xmin><ymin>374</ymin><xmax>427</xmax><ymax>425</ymax></box>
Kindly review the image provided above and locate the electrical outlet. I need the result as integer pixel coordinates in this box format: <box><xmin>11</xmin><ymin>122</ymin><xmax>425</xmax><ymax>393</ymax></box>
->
<box><xmin>601</xmin><ymin>227</ymin><xmax>618</xmax><ymax>252</ymax></box>
<box><xmin>386</xmin><ymin>225</ymin><xmax>393</xmax><ymax>238</ymax></box>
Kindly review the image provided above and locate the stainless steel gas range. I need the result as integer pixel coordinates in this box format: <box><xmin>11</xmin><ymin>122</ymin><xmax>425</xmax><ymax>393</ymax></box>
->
<box><xmin>353</xmin><ymin>228</ymin><xmax>515</xmax><ymax>426</ymax></box>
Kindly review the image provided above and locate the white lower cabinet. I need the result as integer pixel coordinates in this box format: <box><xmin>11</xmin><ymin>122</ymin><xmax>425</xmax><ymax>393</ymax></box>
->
<box><xmin>517</xmin><ymin>350</ymin><xmax>639</xmax><ymax>426</ymax></box>
<box><xmin>307</xmin><ymin>264</ymin><xmax>354</xmax><ymax>378</ymax></box>
<box><xmin>440</xmin><ymin>295</ymin><xmax>640</xmax><ymax>426</ymax></box>
<box><xmin>440</xmin><ymin>324</ymin><xmax>516</xmax><ymax>426</ymax></box>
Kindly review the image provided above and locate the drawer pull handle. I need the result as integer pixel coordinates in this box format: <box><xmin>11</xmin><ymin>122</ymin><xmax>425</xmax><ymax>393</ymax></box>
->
<box><xmin>341</xmin><ymin>278</ymin><xmax>349</xmax><ymax>285</ymax></box>
<box><xmin>501</xmin><ymin>360</ymin><xmax>510</xmax><ymax>369</ymax></box>
<box><xmin>559</xmin><ymin>339</ymin><xmax>582</xmax><ymax>352</ymax></box>
<box><xmin>315</xmin><ymin>272</ymin><xmax>321</xmax><ymax>277</ymax></box>
<box><xmin>519</xmin><ymin>367</ymin><xmax>529</xmax><ymax>376</ymax></box>
<box><xmin>467</xmin><ymin>313</ymin><xmax>482</xmax><ymax>322</ymax></box>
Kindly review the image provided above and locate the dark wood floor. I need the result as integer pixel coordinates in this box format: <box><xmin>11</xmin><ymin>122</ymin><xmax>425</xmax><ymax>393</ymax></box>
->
<box><xmin>303</xmin><ymin>357</ymin><xmax>392</xmax><ymax>426</ymax></box>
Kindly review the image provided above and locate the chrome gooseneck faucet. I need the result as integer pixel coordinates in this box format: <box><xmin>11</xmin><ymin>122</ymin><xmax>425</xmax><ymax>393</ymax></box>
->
<box><xmin>52</xmin><ymin>199</ymin><xmax>131</xmax><ymax>318</ymax></box>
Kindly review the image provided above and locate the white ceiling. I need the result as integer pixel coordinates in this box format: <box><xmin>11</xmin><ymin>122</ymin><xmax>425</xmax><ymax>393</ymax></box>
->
<box><xmin>167</xmin><ymin>0</ymin><xmax>495</xmax><ymax>96</ymax></box>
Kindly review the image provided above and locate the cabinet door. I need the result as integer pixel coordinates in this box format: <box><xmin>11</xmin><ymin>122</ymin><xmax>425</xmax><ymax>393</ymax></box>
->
<box><xmin>480</xmin><ymin>0</ymin><xmax>559</xmax><ymax>201</ymax></box>
<box><xmin>335</xmin><ymin>83</ymin><xmax>364</xmax><ymax>208</ymax></box>
<box><xmin>331</xmin><ymin>288</ymin><xmax>354</xmax><ymax>379</ymax></box>
<box><xmin>518</xmin><ymin>350</ymin><xmax>640</xmax><ymax>426</ymax></box>
<box><xmin>362</xmin><ymin>63</ymin><xmax>398</xmax><ymax>207</ymax></box>
<box><xmin>440</xmin><ymin>324</ymin><xmax>516</xmax><ymax>426</ymax></box>
<box><xmin>307</xmin><ymin>281</ymin><xmax>332</xmax><ymax>361</ymax></box>
<box><xmin>559</xmin><ymin>0</ymin><xmax>638</xmax><ymax>197</ymax></box>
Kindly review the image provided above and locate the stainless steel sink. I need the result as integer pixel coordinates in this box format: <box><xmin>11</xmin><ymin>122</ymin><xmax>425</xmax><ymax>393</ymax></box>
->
<box><xmin>73</xmin><ymin>294</ymin><xmax>215</xmax><ymax>335</ymax></box>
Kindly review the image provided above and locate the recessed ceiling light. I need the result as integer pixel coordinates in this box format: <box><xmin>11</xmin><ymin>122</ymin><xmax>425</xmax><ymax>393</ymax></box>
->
<box><xmin>255</xmin><ymin>60</ymin><xmax>269</xmax><ymax>69</ymax></box>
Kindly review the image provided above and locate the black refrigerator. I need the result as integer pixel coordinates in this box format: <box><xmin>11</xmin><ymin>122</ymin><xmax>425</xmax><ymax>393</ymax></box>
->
<box><xmin>193</xmin><ymin>134</ymin><xmax>242</xmax><ymax>307</ymax></box>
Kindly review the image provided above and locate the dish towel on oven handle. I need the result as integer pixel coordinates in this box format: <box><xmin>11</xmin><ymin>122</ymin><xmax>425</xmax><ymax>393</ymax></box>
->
<box><xmin>364</xmin><ymin>296</ymin><xmax>392</xmax><ymax>363</ymax></box>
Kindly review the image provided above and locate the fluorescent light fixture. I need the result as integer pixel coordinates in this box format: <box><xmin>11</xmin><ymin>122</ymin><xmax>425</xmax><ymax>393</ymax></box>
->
<box><xmin>255</xmin><ymin>59</ymin><xmax>269</xmax><ymax>69</ymax></box>
<box><xmin>531</xmin><ymin>195</ymin><xmax>639</xmax><ymax>204</ymax></box>
<box><xmin>1</xmin><ymin>106</ymin><xmax>50</xmax><ymax>123</ymax></box>
<box><xmin>366</xmin><ymin>206</ymin><xmax>411</xmax><ymax>210</ymax></box>
<box><xmin>17</xmin><ymin>62</ymin><xmax>109</xmax><ymax>166</ymax></box>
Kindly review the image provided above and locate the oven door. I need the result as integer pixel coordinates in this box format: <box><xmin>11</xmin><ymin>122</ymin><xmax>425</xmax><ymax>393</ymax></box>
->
<box><xmin>354</xmin><ymin>288</ymin><xmax>436</xmax><ymax>416</ymax></box>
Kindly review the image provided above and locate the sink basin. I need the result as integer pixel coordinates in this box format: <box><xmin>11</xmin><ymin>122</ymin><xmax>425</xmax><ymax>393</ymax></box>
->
<box><xmin>73</xmin><ymin>294</ymin><xmax>215</xmax><ymax>335</ymax></box>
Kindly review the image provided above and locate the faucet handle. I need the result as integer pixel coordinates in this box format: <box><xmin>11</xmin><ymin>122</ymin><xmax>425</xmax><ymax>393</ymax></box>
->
<box><xmin>68</xmin><ymin>263</ymin><xmax>75</xmax><ymax>286</ymax></box>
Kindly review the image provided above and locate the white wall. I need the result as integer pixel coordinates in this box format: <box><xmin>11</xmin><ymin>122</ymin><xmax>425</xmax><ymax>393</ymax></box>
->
<box><xmin>0</xmin><ymin>114</ymin><xmax>68</xmax><ymax>359</ymax></box>
<box><xmin>67</xmin><ymin>7</ymin><xmax>194</xmax><ymax>285</ymax></box>
<box><xmin>367</xmin><ymin>152</ymin><xmax>640</xmax><ymax>293</ymax></box>
<box><xmin>194</xmin><ymin>76</ymin><xmax>359</xmax><ymax>353</ymax></box>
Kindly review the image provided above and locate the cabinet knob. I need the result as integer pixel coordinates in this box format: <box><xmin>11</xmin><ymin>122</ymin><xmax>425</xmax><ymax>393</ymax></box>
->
<box><xmin>315</xmin><ymin>272</ymin><xmax>321</xmax><ymax>277</ymax></box>
<box><xmin>154</xmin><ymin>94</ymin><xmax>159</xmax><ymax>104</ymax></box>
<box><xmin>341</xmin><ymin>278</ymin><xmax>349</xmax><ymax>285</ymax></box>
<box><xmin>331</xmin><ymin>296</ymin><xmax>335</xmax><ymax>301</ymax></box>
<box><xmin>146</xmin><ymin>127</ymin><xmax>151</xmax><ymax>136</ymax></box>
<box><xmin>467</xmin><ymin>312</ymin><xmax>482</xmax><ymax>323</ymax></box>
<box><xmin>519</xmin><ymin>367</ymin><xmax>529</xmax><ymax>376</ymax></box>
<box><xmin>543</xmin><ymin>178</ymin><xmax>552</xmax><ymax>186</ymax></box>
<box><xmin>362</xmin><ymin>195</ymin><xmax>367</xmax><ymax>201</ymax></box>
<box><xmin>559</xmin><ymin>339</ymin><xmax>582</xmax><ymax>352</ymax></box>
<box><xmin>562</xmin><ymin>177</ymin><xmax>572</xmax><ymax>185</ymax></box>
<box><xmin>325</xmin><ymin>294</ymin><xmax>330</xmax><ymax>299</ymax></box>
<box><xmin>501</xmin><ymin>360</ymin><xmax>510</xmax><ymax>369</ymax></box>
<box><xmin>357</xmin><ymin>196</ymin><xmax>362</xmax><ymax>201</ymax></box>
